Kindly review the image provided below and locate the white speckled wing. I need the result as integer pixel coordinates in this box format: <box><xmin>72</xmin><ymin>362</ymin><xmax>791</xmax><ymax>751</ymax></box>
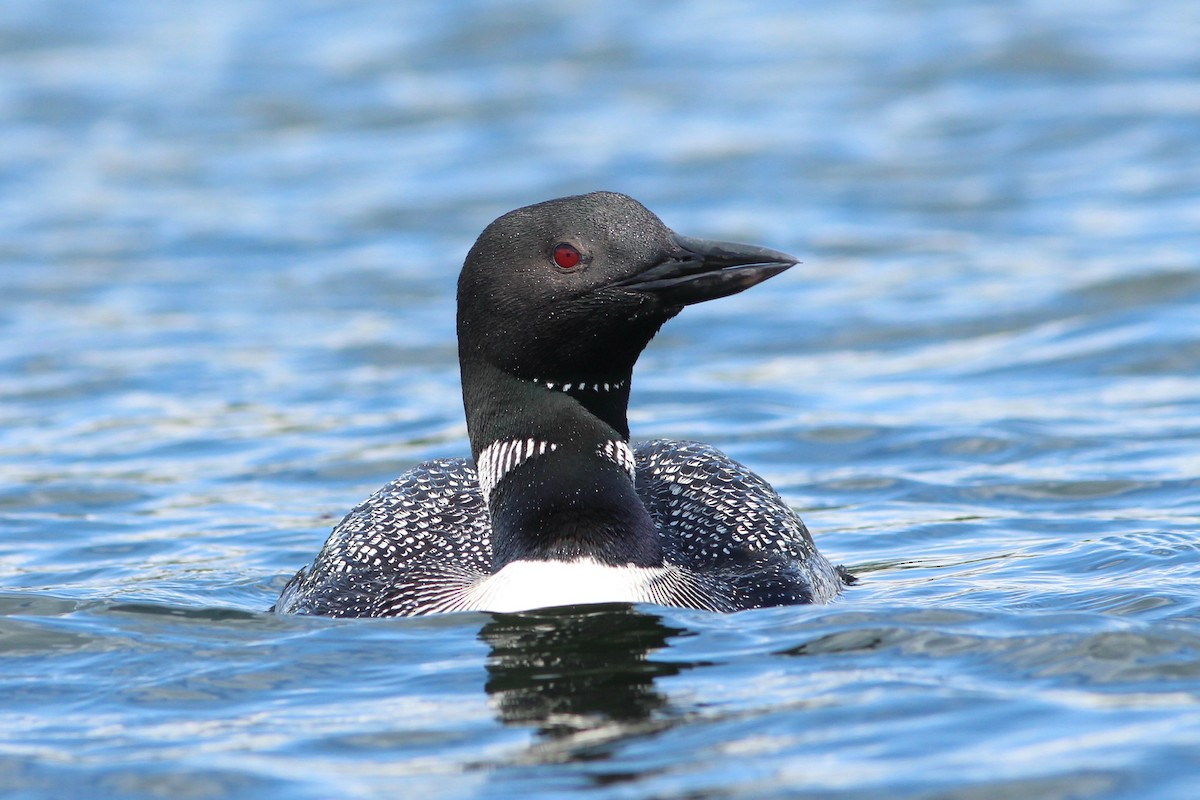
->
<box><xmin>274</xmin><ymin>440</ymin><xmax>846</xmax><ymax>617</ymax></box>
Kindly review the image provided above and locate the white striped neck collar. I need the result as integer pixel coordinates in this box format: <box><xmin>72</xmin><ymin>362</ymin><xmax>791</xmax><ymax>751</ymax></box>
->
<box><xmin>475</xmin><ymin>437</ymin><xmax>637</xmax><ymax>503</ymax></box>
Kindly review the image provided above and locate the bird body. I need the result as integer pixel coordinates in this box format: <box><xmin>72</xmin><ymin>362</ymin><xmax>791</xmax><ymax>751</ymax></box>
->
<box><xmin>274</xmin><ymin>193</ymin><xmax>850</xmax><ymax>617</ymax></box>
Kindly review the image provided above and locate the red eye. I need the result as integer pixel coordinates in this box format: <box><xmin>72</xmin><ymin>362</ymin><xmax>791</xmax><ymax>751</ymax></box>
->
<box><xmin>553</xmin><ymin>243</ymin><xmax>582</xmax><ymax>271</ymax></box>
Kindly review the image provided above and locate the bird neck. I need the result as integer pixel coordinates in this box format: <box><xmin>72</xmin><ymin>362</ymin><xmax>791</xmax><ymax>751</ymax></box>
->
<box><xmin>460</xmin><ymin>358</ymin><xmax>662</xmax><ymax>568</ymax></box>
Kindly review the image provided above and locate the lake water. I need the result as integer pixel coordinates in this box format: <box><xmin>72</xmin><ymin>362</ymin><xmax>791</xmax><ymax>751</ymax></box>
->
<box><xmin>2</xmin><ymin>0</ymin><xmax>1199</xmax><ymax>797</ymax></box>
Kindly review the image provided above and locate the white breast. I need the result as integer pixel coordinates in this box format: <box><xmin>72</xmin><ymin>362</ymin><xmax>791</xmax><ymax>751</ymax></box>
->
<box><xmin>460</xmin><ymin>557</ymin><xmax>668</xmax><ymax>613</ymax></box>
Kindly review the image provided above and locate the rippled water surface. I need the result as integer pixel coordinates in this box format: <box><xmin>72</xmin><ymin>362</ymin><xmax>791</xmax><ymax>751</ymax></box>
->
<box><xmin>3</xmin><ymin>1</ymin><xmax>1200</xmax><ymax>797</ymax></box>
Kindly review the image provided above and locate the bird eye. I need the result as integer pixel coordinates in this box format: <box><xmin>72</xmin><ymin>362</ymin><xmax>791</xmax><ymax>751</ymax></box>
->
<box><xmin>552</xmin><ymin>243</ymin><xmax>582</xmax><ymax>271</ymax></box>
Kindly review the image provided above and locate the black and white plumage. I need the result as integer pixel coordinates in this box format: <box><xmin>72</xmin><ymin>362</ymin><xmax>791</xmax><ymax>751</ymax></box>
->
<box><xmin>274</xmin><ymin>440</ymin><xmax>846</xmax><ymax>616</ymax></box>
<box><xmin>274</xmin><ymin>192</ymin><xmax>852</xmax><ymax>617</ymax></box>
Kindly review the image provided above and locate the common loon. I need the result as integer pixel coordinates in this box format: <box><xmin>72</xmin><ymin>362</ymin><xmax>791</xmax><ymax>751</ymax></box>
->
<box><xmin>274</xmin><ymin>192</ymin><xmax>851</xmax><ymax>617</ymax></box>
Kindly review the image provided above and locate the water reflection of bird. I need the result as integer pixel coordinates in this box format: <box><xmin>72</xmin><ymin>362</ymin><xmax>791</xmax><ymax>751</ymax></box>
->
<box><xmin>480</xmin><ymin>605</ymin><xmax>689</xmax><ymax>751</ymax></box>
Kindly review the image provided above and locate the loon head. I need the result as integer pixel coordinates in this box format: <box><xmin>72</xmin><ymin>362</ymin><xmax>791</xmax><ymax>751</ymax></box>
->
<box><xmin>456</xmin><ymin>191</ymin><xmax>798</xmax><ymax>441</ymax></box>
<box><xmin>454</xmin><ymin>192</ymin><xmax>797</xmax><ymax>567</ymax></box>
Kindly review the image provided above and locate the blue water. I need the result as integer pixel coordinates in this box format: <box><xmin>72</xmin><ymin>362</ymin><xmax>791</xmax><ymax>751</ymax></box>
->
<box><xmin>2</xmin><ymin>0</ymin><xmax>1199</xmax><ymax>797</ymax></box>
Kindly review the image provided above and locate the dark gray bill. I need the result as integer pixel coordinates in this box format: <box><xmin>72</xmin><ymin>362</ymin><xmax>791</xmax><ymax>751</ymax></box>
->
<box><xmin>615</xmin><ymin>234</ymin><xmax>799</xmax><ymax>306</ymax></box>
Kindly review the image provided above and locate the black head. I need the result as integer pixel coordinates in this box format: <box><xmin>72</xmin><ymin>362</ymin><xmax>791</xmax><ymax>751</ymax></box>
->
<box><xmin>456</xmin><ymin>191</ymin><xmax>797</xmax><ymax>387</ymax></box>
<box><xmin>454</xmin><ymin>192</ymin><xmax>798</xmax><ymax>568</ymax></box>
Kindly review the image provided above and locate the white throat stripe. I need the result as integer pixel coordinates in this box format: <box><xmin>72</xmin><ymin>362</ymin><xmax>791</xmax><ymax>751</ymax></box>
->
<box><xmin>532</xmin><ymin>378</ymin><xmax>625</xmax><ymax>393</ymax></box>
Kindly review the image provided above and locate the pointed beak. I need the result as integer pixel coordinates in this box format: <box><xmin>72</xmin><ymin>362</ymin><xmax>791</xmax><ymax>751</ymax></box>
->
<box><xmin>615</xmin><ymin>234</ymin><xmax>799</xmax><ymax>306</ymax></box>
